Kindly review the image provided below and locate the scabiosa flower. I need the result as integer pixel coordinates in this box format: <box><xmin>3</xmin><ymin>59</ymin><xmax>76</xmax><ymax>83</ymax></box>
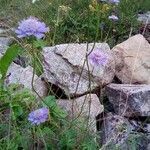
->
<box><xmin>88</xmin><ymin>49</ymin><xmax>108</xmax><ymax>66</ymax></box>
<box><xmin>108</xmin><ymin>15</ymin><xmax>119</xmax><ymax>21</ymax></box>
<box><xmin>15</xmin><ymin>16</ymin><xmax>49</xmax><ymax>39</ymax></box>
<box><xmin>28</xmin><ymin>107</ymin><xmax>49</xmax><ymax>125</ymax></box>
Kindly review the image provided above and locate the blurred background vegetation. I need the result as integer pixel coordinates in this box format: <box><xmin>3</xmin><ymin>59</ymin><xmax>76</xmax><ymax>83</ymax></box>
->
<box><xmin>0</xmin><ymin>0</ymin><xmax>150</xmax><ymax>47</ymax></box>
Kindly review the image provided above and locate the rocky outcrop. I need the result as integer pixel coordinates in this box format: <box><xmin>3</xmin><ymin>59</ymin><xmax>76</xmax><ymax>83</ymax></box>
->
<box><xmin>0</xmin><ymin>26</ymin><xmax>13</xmax><ymax>54</ymax></box>
<box><xmin>138</xmin><ymin>11</ymin><xmax>150</xmax><ymax>24</ymax></box>
<box><xmin>6</xmin><ymin>63</ymin><xmax>47</xmax><ymax>98</ymax></box>
<box><xmin>113</xmin><ymin>34</ymin><xmax>150</xmax><ymax>84</ymax></box>
<box><xmin>0</xmin><ymin>37</ymin><xmax>12</xmax><ymax>54</ymax></box>
<box><xmin>57</xmin><ymin>94</ymin><xmax>104</xmax><ymax>132</ymax></box>
<box><xmin>100</xmin><ymin>113</ymin><xmax>150</xmax><ymax>150</ymax></box>
<box><xmin>1</xmin><ymin>54</ymin><xmax>47</xmax><ymax>98</ymax></box>
<box><xmin>106</xmin><ymin>83</ymin><xmax>150</xmax><ymax>117</ymax></box>
<box><xmin>43</xmin><ymin>43</ymin><xmax>115</xmax><ymax>97</ymax></box>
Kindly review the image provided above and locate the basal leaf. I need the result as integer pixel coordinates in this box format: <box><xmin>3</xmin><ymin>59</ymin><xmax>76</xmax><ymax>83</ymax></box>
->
<box><xmin>0</xmin><ymin>44</ymin><xmax>22</xmax><ymax>79</ymax></box>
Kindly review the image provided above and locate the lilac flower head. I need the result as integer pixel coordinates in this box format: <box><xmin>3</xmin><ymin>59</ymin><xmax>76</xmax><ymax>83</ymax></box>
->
<box><xmin>15</xmin><ymin>16</ymin><xmax>49</xmax><ymax>39</ymax></box>
<box><xmin>28</xmin><ymin>107</ymin><xmax>49</xmax><ymax>125</ymax></box>
<box><xmin>108</xmin><ymin>15</ymin><xmax>119</xmax><ymax>21</ymax></box>
<box><xmin>88</xmin><ymin>49</ymin><xmax>108</xmax><ymax>66</ymax></box>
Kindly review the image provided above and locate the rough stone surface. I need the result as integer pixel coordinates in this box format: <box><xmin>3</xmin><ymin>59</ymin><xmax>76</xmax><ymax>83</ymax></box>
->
<box><xmin>0</xmin><ymin>50</ymin><xmax>47</xmax><ymax>98</ymax></box>
<box><xmin>113</xmin><ymin>34</ymin><xmax>150</xmax><ymax>84</ymax></box>
<box><xmin>106</xmin><ymin>83</ymin><xmax>150</xmax><ymax>117</ymax></box>
<box><xmin>100</xmin><ymin>113</ymin><xmax>150</xmax><ymax>150</ymax></box>
<box><xmin>0</xmin><ymin>28</ymin><xmax>10</xmax><ymax>34</ymax></box>
<box><xmin>43</xmin><ymin>43</ymin><xmax>115</xmax><ymax>96</ymax></box>
<box><xmin>140</xmin><ymin>23</ymin><xmax>150</xmax><ymax>43</ymax></box>
<box><xmin>101</xmin><ymin>113</ymin><xmax>132</xmax><ymax>149</ymax></box>
<box><xmin>57</xmin><ymin>94</ymin><xmax>104</xmax><ymax>131</ymax></box>
<box><xmin>0</xmin><ymin>37</ymin><xmax>12</xmax><ymax>54</ymax></box>
<box><xmin>6</xmin><ymin>63</ymin><xmax>47</xmax><ymax>98</ymax></box>
<box><xmin>138</xmin><ymin>11</ymin><xmax>150</xmax><ymax>24</ymax></box>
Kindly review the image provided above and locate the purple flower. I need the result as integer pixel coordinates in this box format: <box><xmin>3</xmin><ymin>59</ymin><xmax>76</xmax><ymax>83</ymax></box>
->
<box><xmin>15</xmin><ymin>16</ymin><xmax>49</xmax><ymax>39</ymax></box>
<box><xmin>28</xmin><ymin>107</ymin><xmax>49</xmax><ymax>125</ymax></box>
<box><xmin>108</xmin><ymin>15</ymin><xmax>119</xmax><ymax>21</ymax></box>
<box><xmin>88</xmin><ymin>49</ymin><xmax>108</xmax><ymax>66</ymax></box>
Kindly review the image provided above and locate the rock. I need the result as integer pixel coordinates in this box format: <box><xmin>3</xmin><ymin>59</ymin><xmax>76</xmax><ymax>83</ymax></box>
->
<box><xmin>57</xmin><ymin>94</ymin><xmax>104</xmax><ymax>132</ymax></box>
<box><xmin>0</xmin><ymin>50</ymin><xmax>47</xmax><ymax>98</ymax></box>
<box><xmin>106</xmin><ymin>83</ymin><xmax>150</xmax><ymax>117</ymax></box>
<box><xmin>113</xmin><ymin>34</ymin><xmax>150</xmax><ymax>84</ymax></box>
<box><xmin>140</xmin><ymin>23</ymin><xmax>150</xmax><ymax>43</ymax></box>
<box><xmin>0</xmin><ymin>26</ymin><xmax>14</xmax><ymax>54</ymax></box>
<box><xmin>0</xmin><ymin>27</ymin><xmax>13</xmax><ymax>35</ymax></box>
<box><xmin>138</xmin><ymin>11</ymin><xmax>150</xmax><ymax>24</ymax></box>
<box><xmin>6</xmin><ymin>63</ymin><xmax>47</xmax><ymax>98</ymax></box>
<box><xmin>100</xmin><ymin>113</ymin><xmax>132</xmax><ymax>149</ymax></box>
<box><xmin>0</xmin><ymin>37</ymin><xmax>13</xmax><ymax>54</ymax></box>
<box><xmin>43</xmin><ymin>43</ymin><xmax>115</xmax><ymax>96</ymax></box>
<box><xmin>100</xmin><ymin>113</ymin><xmax>150</xmax><ymax>150</ymax></box>
<box><xmin>129</xmin><ymin>119</ymin><xmax>150</xmax><ymax>133</ymax></box>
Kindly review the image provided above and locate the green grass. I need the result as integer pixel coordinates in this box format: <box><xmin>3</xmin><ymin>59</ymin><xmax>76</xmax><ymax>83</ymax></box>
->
<box><xmin>0</xmin><ymin>0</ymin><xmax>150</xmax><ymax>46</ymax></box>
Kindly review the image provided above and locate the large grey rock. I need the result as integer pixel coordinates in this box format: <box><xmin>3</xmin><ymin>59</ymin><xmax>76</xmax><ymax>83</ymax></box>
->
<box><xmin>0</xmin><ymin>27</ymin><xmax>12</xmax><ymax>34</ymax></box>
<box><xmin>57</xmin><ymin>94</ymin><xmax>104</xmax><ymax>132</ymax></box>
<box><xmin>0</xmin><ymin>26</ymin><xmax>14</xmax><ymax>54</ymax></box>
<box><xmin>6</xmin><ymin>63</ymin><xmax>47</xmax><ymax>98</ymax></box>
<box><xmin>43</xmin><ymin>43</ymin><xmax>115</xmax><ymax>96</ymax></box>
<box><xmin>100</xmin><ymin>113</ymin><xmax>150</xmax><ymax>150</ymax></box>
<box><xmin>106</xmin><ymin>84</ymin><xmax>150</xmax><ymax>117</ymax></box>
<box><xmin>0</xmin><ymin>51</ymin><xmax>47</xmax><ymax>98</ymax></box>
<box><xmin>138</xmin><ymin>11</ymin><xmax>150</xmax><ymax>24</ymax></box>
<box><xmin>100</xmin><ymin>113</ymin><xmax>132</xmax><ymax>149</ymax></box>
<box><xmin>113</xmin><ymin>34</ymin><xmax>150</xmax><ymax>84</ymax></box>
<box><xmin>0</xmin><ymin>37</ymin><xmax>13</xmax><ymax>54</ymax></box>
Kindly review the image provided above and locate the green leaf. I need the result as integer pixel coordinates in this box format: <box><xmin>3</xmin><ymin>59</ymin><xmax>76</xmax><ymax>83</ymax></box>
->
<box><xmin>33</xmin><ymin>39</ymin><xmax>46</xmax><ymax>48</ymax></box>
<box><xmin>43</xmin><ymin>95</ymin><xmax>56</xmax><ymax>107</ymax></box>
<box><xmin>12</xmin><ymin>104</ymin><xmax>23</xmax><ymax>118</ymax></box>
<box><xmin>0</xmin><ymin>44</ymin><xmax>22</xmax><ymax>79</ymax></box>
<box><xmin>43</xmin><ymin>96</ymin><xmax>68</xmax><ymax>118</ymax></box>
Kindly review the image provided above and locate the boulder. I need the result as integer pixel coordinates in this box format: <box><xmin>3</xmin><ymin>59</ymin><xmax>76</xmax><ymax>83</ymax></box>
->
<box><xmin>6</xmin><ymin>63</ymin><xmax>47</xmax><ymax>98</ymax></box>
<box><xmin>100</xmin><ymin>113</ymin><xmax>150</xmax><ymax>150</ymax></box>
<box><xmin>0</xmin><ymin>49</ymin><xmax>47</xmax><ymax>98</ymax></box>
<box><xmin>113</xmin><ymin>34</ymin><xmax>150</xmax><ymax>84</ymax></box>
<box><xmin>57</xmin><ymin>94</ymin><xmax>104</xmax><ymax>132</ymax></box>
<box><xmin>0</xmin><ymin>37</ymin><xmax>13</xmax><ymax>54</ymax></box>
<box><xmin>139</xmin><ymin>23</ymin><xmax>150</xmax><ymax>43</ymax></box>
<box><xmin>106</xmin><ymin>83</ymin><xmax>150</xmax><ymax>117</ymax></box>
<box><xmin>100</xmin><ymin>113</ymin><xmax>132</xmax><ymax>149</ymax></box>
<box><xmin>43</xmin><ymin>43</ymin><xmax>115</xmax><ymax>96</ymax></box>
<box><xmin>138</xmin><ymin>11</ymin><xmax>150</xmax><ymax>24</ymax></box>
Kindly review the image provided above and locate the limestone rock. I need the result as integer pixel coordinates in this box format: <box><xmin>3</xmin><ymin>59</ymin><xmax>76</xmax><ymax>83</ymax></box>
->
<box><xmin>100</xmin><ymin>113</ymin><xmax>150</xmax><ymax>150</ymax></box>
<box><xmin>106</xmin><ymin>83</ymin><xmax>150</xmax><ymax>117</ymax></box>
<box><xmin>57</xmin><ymin>94</ymin><xmax>104</xmax><ymax>132</ymax></box>
<box><xmin>0</xmin><ymin>37</ymin><xmax>12</xmax><ymax>54</ymax></box>
<box><xmin>101</xmin><ymin>113</ymin><xmax>132</xmax><ymax>149</ymax></box>
<box><xmin>113</xmin><ymin>34</ymin><xmax>150</xmax><ymax>84</ymax></box>
<box><xmin>6</xmin><ymin>63</ymin><xmax>47</xmax><ymax>98</ymax></box>
<box><xmin>0</xmin><ymin>51</ymin><xmax>47</xmax><ymax>98</ymax></box>
<box><xmin>138</xmin><ymin>11</ymin><xmax>150</xmax><ymax>24</ymax></box>
<box><xmin>43</xmin><ymin>43</ymin><xmax>115</xmax><ymax>96</ymax></box>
